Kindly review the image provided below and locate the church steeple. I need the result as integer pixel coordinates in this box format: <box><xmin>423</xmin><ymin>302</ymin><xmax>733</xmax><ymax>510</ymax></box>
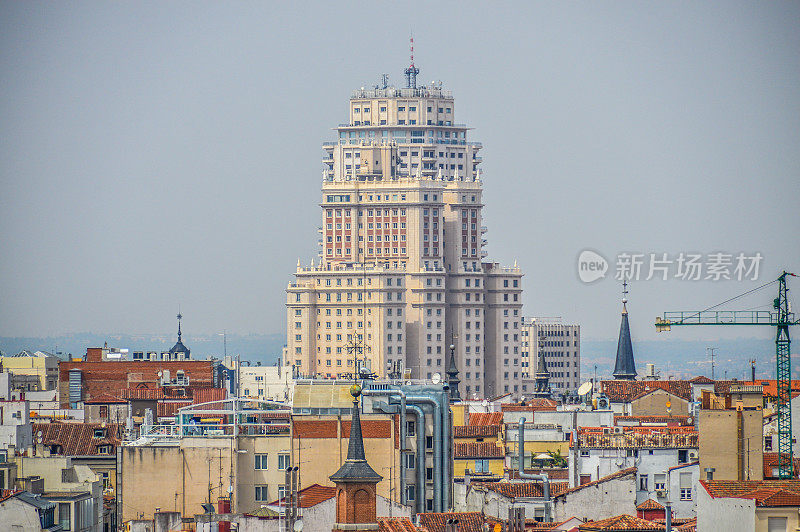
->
<box><xmin>330</xmin><ymin>385</ymin><xmax>382</xmax><ymax>530</ymax></box>
<box><xmin>533</xmin><ymin>333</ymin><xmax>552</xmax><ymax>398</ymax></box>
<box><xmin>168</xmin><ymin>311</ymin><xmax>191</xmax><ymax>359</ymax></box>
<box><xmin>446</xmin><ymin>343</ymin><xmax>462</xmax><ymax>401</ymax></box>
<box><xmin>612</xmin><ymin>281</ymin><xmax>637</xmax><ymax>380</ymax></box>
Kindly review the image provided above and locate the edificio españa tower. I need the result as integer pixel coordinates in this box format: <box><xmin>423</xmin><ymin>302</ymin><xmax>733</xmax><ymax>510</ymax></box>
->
<box><xmin>285</xmin><ymin>64</ymin><xmax>525</xmax><ymax>400</ymax></box>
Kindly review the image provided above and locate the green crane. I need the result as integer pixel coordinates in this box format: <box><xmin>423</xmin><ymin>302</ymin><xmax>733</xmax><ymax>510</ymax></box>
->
<box><xmin>655</xmin><ymin>271</ymin><xmax>799</xmax><ymax>478</ymax></box>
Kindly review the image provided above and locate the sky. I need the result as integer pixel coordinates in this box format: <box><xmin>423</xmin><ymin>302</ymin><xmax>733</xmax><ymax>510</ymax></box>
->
<box><xmin>1</xmin><ymin>2</ymin><xmax>799</xmax><ymax>347</ymax></box>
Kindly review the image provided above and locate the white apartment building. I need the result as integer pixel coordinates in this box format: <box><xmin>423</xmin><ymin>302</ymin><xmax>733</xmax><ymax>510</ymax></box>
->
<box><xmin>521</xmin><ymin>317</ymin><xmax>580</xmax><ymax>394</ymax></box>
<box><xmin>239</xmin><ymin>365</ymin><xmax>294</xmax><ymax>403</ymax></box>
<box><xmin>285</xmin><ymin>69</ymin><xmax>524</xmax><ymax>399</ymax></box>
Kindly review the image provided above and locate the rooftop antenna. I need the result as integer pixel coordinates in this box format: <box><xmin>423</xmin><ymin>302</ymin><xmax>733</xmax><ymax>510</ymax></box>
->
<box><xmin>404</xmin><ymin>34</ymin><xmax>419</xmax><ymax>89</ymax></box>
<box><xmin>381</xmin><ymin>73</ymin><xmax>389</xmax><ymax>89</ymax></box>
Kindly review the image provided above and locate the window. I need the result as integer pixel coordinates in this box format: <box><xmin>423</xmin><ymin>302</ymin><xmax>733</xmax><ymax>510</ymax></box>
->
<box><xmin>278</xmin><ymin>453</ymin><xmax>291</xmax><ymax>470</ymax></box>
<box><xmin>639</xmin><ymin>475</ymin><xmax>648</xmax><ymax>491</ymax></box>
<box><xmin>59</xmin><ymin>502</ymin><xmax>71</xmax><ymax>530</ymax></box>
<box><xmin>678</xmin><ymin>449</ymin><xmax>688</xmax><ymax>463</ymax></box>
<box><xmin>255</xmin><ymin>454</ymin><xmax>268</xmax><ymax>470</ymax></box>
<box><xmin>405</xmin><ymin>485</ymin><xmax>416</xmax><ymax>501</ymax></box>
<box><xmin>406</xmin><ymin>420</ymin><xmax>416</xmax><ymax>436</ymax></box>
<box><xmin>405</xmin><ymin>453</ymin><xmax>415</xmax><ymax>469</ymax></box>
<box><xmin>255</xmin><ymin>485</ymin><xmax>269</xmax><ymax>501</ymax></box>
<box><xmin>765</xmin><ymin>436</ymin><xmax>773</xmax><ymax>451</ymax></box>
<box><xmin>654</xmin><ymin>474</ymin><xmax>666</xmax><ymax>491</ymax></box>
<box><xmin>474</xmin><ymin>459</ymin><xmax>490</xmax><ymax>473</ymax></box>
<box><xmin>580</xmin><ymin>450</ymin><xmax>590</xmax><ymax>457</ymax></box>
<box><xmin>679</xmin><ymin>472</ymin><xmax>692</xmax><ymax>500</ymax></box>
<box><xmin>768</xmin><ymin>517</ymin><xmax>788</xmax><ymax>532</ymax></box>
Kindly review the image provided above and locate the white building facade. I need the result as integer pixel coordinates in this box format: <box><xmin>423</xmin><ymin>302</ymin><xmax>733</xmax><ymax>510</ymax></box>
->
<box><xmin>521</xmin><ymin>317</ymin><xmax>580</xmax><ymax>394</ymax></box>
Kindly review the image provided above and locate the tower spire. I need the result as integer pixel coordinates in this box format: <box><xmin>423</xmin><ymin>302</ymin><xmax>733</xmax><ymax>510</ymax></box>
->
<box><xmin>612</xmin><ymin>280</ymin><xmax>637</xmax><ymax>380</ymax></box>
<box><xmin>404</xmin><ymin>34</ymin><xmax>420</xmax><ymax>89</ymax></box>
<box><xmin>177</xmin><ymin>311</ymin><xmax>182</xmax><ymax>342</ymax></box>
<box><xmin>446</xmin><ymin>342</ymin><xmax>462</xmax><ymax>401</ymax></box>
<box><xmin>533</xmin><ymin>333</ymin><xmax>552</xmax><ymax>398</ymax></box>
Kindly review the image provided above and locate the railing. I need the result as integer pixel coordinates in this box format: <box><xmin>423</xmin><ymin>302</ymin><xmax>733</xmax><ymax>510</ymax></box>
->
<box><xmin>350</xmin><ymin>87</ymin><xmax>453</xmax><ymax>99</ymax></box>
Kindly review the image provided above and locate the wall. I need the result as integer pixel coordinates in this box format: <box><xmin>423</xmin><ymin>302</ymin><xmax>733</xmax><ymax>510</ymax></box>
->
<box><xmin>0</xmin><ymin>496</ymin><xmax>45</xmax><ymax>530</ymax></box>
<box><xmin>699</xmin><ymin>409</ymin><xmax>762</xmax><ymax>481</ymax></box>
<box><xmin>120</xmin><ymin>434</ymin><xmax>293</xmax><ymax>522</ymax></box>
<box><xmin>630</xmin><ymin>390</ymin><xmax>689</xmax><ymax>416</ymax></box>
<box><xmin>552</xmin><ymin>470</ymin><xmax>637</xmax><ymax>522</ymax></box>
<box><xmin>453</xmin><ymin>482</ymin><xmax>546</xmax><ymax>520</ymax></box>
<box><xmin>696</xmin><ymin>484</ymin><xmax>754</xmax><ymax>532</ymax></box>
<box><xmin>754</xmin><ymin>506</ymin><xmax>800</xmax><ymax>532</ymax></box>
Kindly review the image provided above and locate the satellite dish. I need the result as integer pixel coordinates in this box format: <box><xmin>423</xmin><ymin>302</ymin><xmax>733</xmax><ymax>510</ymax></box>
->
<box><xmin>294</xmin><ymin>519</ymin><xmax>304</xmax><ymax>531</ymax></box>
<box><xmin>432</xmin><ymin>373</ymin><xmax>442</xmax><ymax>384</ymax></box>
<box><xmin>577</xmin><ymin>382</ymin><xmax>593</xmax><ymax>396</ymax></box>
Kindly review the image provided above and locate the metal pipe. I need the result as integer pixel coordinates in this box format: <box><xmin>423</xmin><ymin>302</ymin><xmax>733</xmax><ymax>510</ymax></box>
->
<box><xmin>405</xmin><ymin>403</ymin><xmax>426</xmax><ymax>514</ymax></box>
<box><xmin>405</xmin><ymin>396</ymin><xmax>442</xmax><ymax>512</ymax></box>
<box><xmin>517</xmin><ymin>418</ymin><xmax>551</xmax><ymax>522</ymax></box>
<box><xmin>363</xmin><ymin>389</ymin><xmax>407</xmax><ymax>507</ymax></box>
<box><xmin>440</xmin><ymin>390</ymin><xmax>452</xmax><ymax>511</ymax></box>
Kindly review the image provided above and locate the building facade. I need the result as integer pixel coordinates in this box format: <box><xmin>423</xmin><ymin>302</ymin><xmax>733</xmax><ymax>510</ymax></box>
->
<box><xmin>521</xmin><ymin>317</ymin><xmax>581</xmax><ymax>395</ymax></box>
<box><xmin>286</xmin><ymin>69</ymin><xmax>524</xmax><ymax>399</ymax></box>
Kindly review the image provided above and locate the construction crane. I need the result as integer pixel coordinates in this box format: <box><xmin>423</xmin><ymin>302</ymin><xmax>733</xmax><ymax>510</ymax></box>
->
<box><xmin>655</xmin><ymin>271</ymin><xmax>799</xmax><ymax>478</ymax></box>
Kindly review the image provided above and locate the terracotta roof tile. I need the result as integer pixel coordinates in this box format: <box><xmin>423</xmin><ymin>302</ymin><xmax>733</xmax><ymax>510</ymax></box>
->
<box><xmin>579</xmin><ymin>514</ymin><xmax>665</xmax><ymax>531</ymax></box>
<box><xmin>676</xmin><ymin>518</ymin><xmax>697</xmax><ymax>532</ymax></box>
<box><xmin>476</xmin><ymin>481</ymin><xmax>570</xmax><ymax>498</ymax></box>
<box><xmin>34</xmin><ymin>422</ymin><xmax>122</xmax><ymax>456</ymax></box>
<box><xmin>701</xmin><ymin>480</ymin><xmax>800</xmax><ymax>506</ymax></box>
<box><xmin>742</xmin><ymin>380</ymin><xmax>800</xmax><ymax>399</ymax></box>
<box><xmin>83</xmin><ymin>393</ymin><xmax>127</xmax><ymax>404</ymax></box>
<box><xmin>268</xmin><ymin>483</ymin><xmax>336</xmax><ymax>508</ymax></box>
<box><xmin>468</xmin><ymin>412</ymin><xmax>503</xmax><ymax>426</ymax></box>
<box><xmin>416</xmin><ymin>512</ymin><xmax>501</xmax><ymax>532</ymax></box>
<box><xmin>507</xmin><ymin>468</ymin><xmax>569</xmax><ymax>480</ymax></box>
<box><xmin>341</xmin><ymin>419</ymin><xmax>392</xmax><ymax>439</ymax></box>
<box><xmin>378</xmin><ymin>517</ymin><xmax>428</xmax><ymax>532</ymax></box>
<box><xmin>454</xmin><ymin>425</ymin><xmax>500</xmax><ymax>438</ymax></box>
<box><xmin>454</xmin><ymin>441</ymin><xmax>505</xmax><ymax>459</ymax></box>
<box><xmin>636</xmin><ymin>499</ymin><xmax>664</xmax><ymax>510</ymax></box>
<box><xmin>763</xmin><ymin>452</ymin><xmax>800</xmax><ymax>478</ymax></box>
<box><xmin>601</xmin><ymin>379</ymin><xmax>737</xmax><ymax>403</ymax></box>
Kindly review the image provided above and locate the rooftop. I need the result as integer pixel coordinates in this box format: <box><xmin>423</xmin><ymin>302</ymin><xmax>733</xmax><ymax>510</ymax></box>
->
<box><xmin>579</xmin><ymin>514</ymin><xmax>665</xmax><ymax>531</ymax></box>
<box><xmin>701</xmin><ymin>480</ymin><xmax>800</xmax><ymax>506</ymax></box>
<box><xmin>34</xmin><ymin>422</ymin><xmax>122</xmax><ymax>456</ymax></box>
<box><xmin>453</xmin><ymin>441</ymin><xmax>505</xmax><ymax>459</ymax></box>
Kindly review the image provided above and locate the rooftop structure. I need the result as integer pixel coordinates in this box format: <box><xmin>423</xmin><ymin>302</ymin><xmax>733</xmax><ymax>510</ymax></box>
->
<box><xmin>612</xmin><ymin>282</ymin><xmax>637</xmax><ymax>380</ymax></box>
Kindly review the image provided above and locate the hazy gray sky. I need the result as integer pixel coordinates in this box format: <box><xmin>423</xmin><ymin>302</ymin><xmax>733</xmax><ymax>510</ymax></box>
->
<box><xmin>1</xmin><ymin>2</ymin><xmax>798</xmax><ymax>345</ymax></box>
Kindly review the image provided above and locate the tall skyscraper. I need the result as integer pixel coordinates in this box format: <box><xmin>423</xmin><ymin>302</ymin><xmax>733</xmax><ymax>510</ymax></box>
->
<box><xmin>285</xmin><ymin>63</ymin><xmax>524</xmax><ymax>399</ymax></box>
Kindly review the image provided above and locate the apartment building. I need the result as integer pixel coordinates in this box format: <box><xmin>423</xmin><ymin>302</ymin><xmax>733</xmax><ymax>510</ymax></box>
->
<box><xmin>286</xmin><ymin>67</ymin><xmax>524</xmax><ymax>399</ymax></box>
<box><xmin>521</xmin><ymin>317</ymin><xmax>580</xmax><ymax>394</ymax></box>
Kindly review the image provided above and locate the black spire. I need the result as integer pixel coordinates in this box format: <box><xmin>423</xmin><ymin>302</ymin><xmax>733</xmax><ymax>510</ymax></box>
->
<box><xmin>446</xmin><ymin>343</ymin><xmax>462</xmax><ymax>401</ymax></box>
<box><xmin>533</xmin><ymin>333</ymin><xmax>552</xmax><ymax>398</ymax></box>
<box><xmin>612</xmin><ymin>281</ymin><xmax>637</xmax><ymax>380</ymax></box>
<box><xmin>330</xmin><ymin>386</ymin><xmax>383</xmax><ymax>483</ymax></box>
<box><xmin>168</xmin><ymin>312</ymin><xmax>191</xmax><ymax>357</ymax></box>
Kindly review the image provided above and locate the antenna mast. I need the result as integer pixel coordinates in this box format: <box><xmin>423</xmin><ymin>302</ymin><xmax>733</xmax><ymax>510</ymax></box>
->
<box><xmin>404</xmin><ymin>35</ymin><xmax>419</xmax><ymax>89</ymax></box>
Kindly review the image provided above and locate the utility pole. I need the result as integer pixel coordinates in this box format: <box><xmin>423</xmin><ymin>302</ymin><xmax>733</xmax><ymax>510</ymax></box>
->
<box><xmin>707</xmin><ymin>347</ymin><xmax>717</xmax><ymax>380</ymax></box>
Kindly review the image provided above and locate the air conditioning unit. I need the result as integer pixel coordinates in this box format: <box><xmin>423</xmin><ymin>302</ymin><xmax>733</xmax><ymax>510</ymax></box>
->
<box><xmin>613</xmin><ymin>427</ymin><xmax>623</xmax><ymax>434</ymax></box>
<box><xmin>656</xmin><ymin>490</ymin><xmax>667</xmax><ymax>498</ymax></box>
<box><xmin>603</xmin><ymin>428</ymin><xmax>611</xmax><ymax>435</ymax></box>
<box><xmin>689</xmin><ymin>451</ymin><xmax>698</xmax><ymax>459</ymax></box>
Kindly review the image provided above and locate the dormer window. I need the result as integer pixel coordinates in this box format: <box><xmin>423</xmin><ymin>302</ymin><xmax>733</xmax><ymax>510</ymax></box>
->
<box><xmin>93</xmin><ymin>429</ymin><xmax>105</xmax><ymax>438</ymax></box>
<box><xmin>97</xmin><ymin>445</ymin><xmax>113</xmax><ymax>455</ymax></box>
<box><xmin>49</xmin><ymin>444</ymin><xmax>63</xmax><ymax>455</ymax></box>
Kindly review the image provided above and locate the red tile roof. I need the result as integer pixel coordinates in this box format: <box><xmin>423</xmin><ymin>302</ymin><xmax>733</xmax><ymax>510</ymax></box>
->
<box><xmin>700</xmin><ymin>480</ymin><xmax>800</xmax><ymax>507</ymax></box>
<box><xmin>292</xmin><ymin>418</ymin><xmax>393</xmax><ymax>441</ymax></box>
<box><xmin>676</xmin><ymin>518</ymin><xmax>697</xmax><ymax>532</ymax></box>
<box><xmin>601</xmin><ymin>379</ymin><xmax>736</xmax><ymax>403</ymax></box>
<box><xmin>157</xmin><ymin>400</ymin><xmax>192</xmax><ymax>418</ymax></box>
<box><xmin>636</xmin><ymin>499</ymin><xmax>664</xmax><ymax>510</ymax></box>
<box><xmin>688</xmin><ymin>376</ymin><xmax>714</xmax><ymax>384</ymax></box>
<box><xmin>763</xmin><ymin>452</ymin><xmax>800</xmax><ymax>478</ymax></box>
<box><xmin>468</xmin><ymin>412</ymin><xmax>503</xmax><ymax>426</ymax></box>
<box><xmin>476</xmin><ymin>481</ymin><xmax>570</xmax><ymax>498</ymax></box>
<box><xmin>33</xmin><ymin>422</ymin><xmax>122</xmax><ymax>456</ymax></box>
<box><xmin>378</xmin><ymin>517</ymin><xmax>428</xmax><ymax>532</ymax></box>
<box><xmin>454</xmin><ymin>441</ymin><xmax>505</xmax><ymax>459</ymax></box>
<box><xmin>341</xmin><ymin>419</ymin><xmax>392</xmax><ymax>439</ymax></box>
<box><xmin>579</xmin><ymin>514</ymin><xmax>665</xmax><ymax>531</ymax></box>
<box><xmin>741</xmin><ymin>380</ymin><xmax>800</xmax><ymax>399</ymax></box>
<box><xmin>268</xmin><ymin>483</ymin><xmax>336</xmax><ymax>508</ymax></box>
<box><xmin>84</xmin><ymin>393</ymin><xmax>127</xmax><ymax>404</ymax></box>
<box><xmin>502</xmin><ymin>399</ymin><xmax>559</xmax><ymax>411</ymax></box>
<box><xmin>416</xmin><ymin>512</ymin><xmax>501</xmax><ymax>532</ymax></box>
<box><xmin>454</xmin><ymin>425</ymin><xmax>500</xmax><ymax>438</ymax></box>
<box><xmin>556</xmin><ymin>467</ymin><xmax>637</xmax><ymax>498</ymax></box>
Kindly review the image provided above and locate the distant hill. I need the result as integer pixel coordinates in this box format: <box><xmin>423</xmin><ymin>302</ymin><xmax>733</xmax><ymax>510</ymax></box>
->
<box><xmin>0</xmin><ymin>332</ymin><xmax>286</xmax><ymax>366</ymax></box>
<box><xmin>1</xmin><ymin>333</ymin><xmax>795</xmax><ymax>381</ymax></box>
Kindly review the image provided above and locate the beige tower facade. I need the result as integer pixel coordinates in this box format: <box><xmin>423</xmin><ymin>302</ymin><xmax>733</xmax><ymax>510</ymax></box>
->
<box><xmin>286</xmin><ymin>71</ymin><xmax>523</xmax><ymax>399</ymax></box>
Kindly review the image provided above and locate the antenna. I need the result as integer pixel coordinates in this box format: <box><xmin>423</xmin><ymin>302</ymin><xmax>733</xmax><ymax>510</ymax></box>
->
<box><xmin>404</xmin><ymin>34</ymin><xmax>420</xmax><ymax>89</ymax></box>
<box><xmin>381</xmin><ymin>73</ymin><xmax>388</xmax><ymax>89</ymax></box>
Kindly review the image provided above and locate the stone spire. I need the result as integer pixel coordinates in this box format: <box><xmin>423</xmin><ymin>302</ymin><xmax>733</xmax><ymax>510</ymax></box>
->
<box><xmin>330</xmin><ymin>385</ymin><xmax>382</xmax><ymax>531</ymax></box>
<box><xmin>612</xmin><ymin>281</ymin><xmax>637</xmax><ymax>380</ymax></box>
<box><xmin>533</xmin><ymin>334</ymin><xmax>551</xmax><ymax>398</ymax></box>
<box><xmin>446</xmin><ymin>343</ymin><xmax>462</xmax><ymax>401</ymax></box>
